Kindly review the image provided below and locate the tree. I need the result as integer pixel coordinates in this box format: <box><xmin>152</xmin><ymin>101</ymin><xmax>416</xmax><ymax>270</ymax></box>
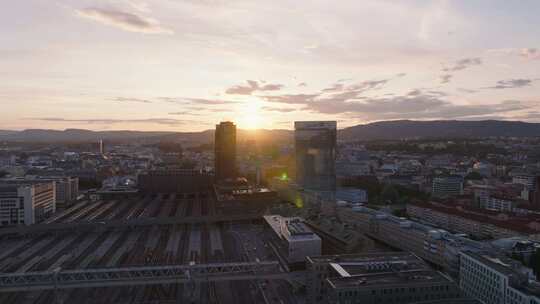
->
<box><xmin>530</xmin><ymin>249</ymin><xmax>540</xmax><ymax>281</ymax></box>
<box><xmin>157</xmin><ymin>141</ymin><xmax>183</xmax><ymax>153</ymax></box>
<box><xmin>380</xmin><ymin>184</ymin><xmax>400</xmax><ymax>205</ymax></box>
<box><xmin>465</xmin><ymin>171</ymin><xmax>484</xmax><ymax>181</ymax></box>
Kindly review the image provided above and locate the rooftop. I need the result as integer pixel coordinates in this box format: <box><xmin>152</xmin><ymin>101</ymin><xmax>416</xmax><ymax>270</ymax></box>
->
<box><xmin>327</xmin><ymin>270</ymin><xmax>452</xmax><ymax>290</ymax></box>
<box><xmin>409</xmin><ymin>201</ymin><xmax>540</xmax><ymax>235</ymax></box>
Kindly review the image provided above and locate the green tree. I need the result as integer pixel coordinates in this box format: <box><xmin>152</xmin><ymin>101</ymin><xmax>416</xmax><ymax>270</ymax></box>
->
<box><xmin>465</xmin><ymin>171</ymin><xmax>484</xmax><ymax>181</ymax></box>
<box><xmin>380</xmin><ymin>184</ymin><xmax>399</xmax><ymax>205</ymax></box>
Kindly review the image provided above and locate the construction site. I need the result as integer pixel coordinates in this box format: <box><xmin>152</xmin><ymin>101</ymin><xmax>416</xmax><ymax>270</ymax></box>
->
<box><xmin>0</xmin><ymin>193</ymin><xmax>296</xmax><ymax>304</ymax></box>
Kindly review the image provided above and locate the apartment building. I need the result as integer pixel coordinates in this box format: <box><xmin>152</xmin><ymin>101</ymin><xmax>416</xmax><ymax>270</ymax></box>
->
<box><xmin>0</xmin><ymin>182</ymin><xmax>55</xmax><ymax>226</ymax></box>
<box><xmin>407</xmin><ymin>202</ymin><xmax>540</xmax><ymax>239</ymax></box>
<box><xmin>460</xmin><ymin>251</ymin><xmax>540</xmax><ymax>304</ymax></box>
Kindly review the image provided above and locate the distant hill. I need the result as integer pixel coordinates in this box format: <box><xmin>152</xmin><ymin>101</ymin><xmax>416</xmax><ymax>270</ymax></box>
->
<box><xmin>1</xmin><ymin>120</ymin><xmax>539</xmax><ymax>143</ymax></box>
<box><xmin>338</xmin><ymin>120</ymin><xmax>540</xmax><ymax>141</ymax></box>
<box><xmin>0</xmin><ymin>128</ymin><xmax>292</xmax><ymax>144</ymax></box>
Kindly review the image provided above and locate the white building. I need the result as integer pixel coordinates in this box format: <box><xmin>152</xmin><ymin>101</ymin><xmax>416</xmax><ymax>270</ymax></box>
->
<box><xmin>512</xmin><ymin>173</ymin><xmax>537</xmax><ymax>201</ymax></box>
<box><xmin>3</xmin><ymin>176</ymin><xmax>78</xmax><ymax>209</ymax></box>
<box><xmin>460</xmin><ymin>251</ymin><xmax>540</xmax><ymax>304</ymax></box>
<box><xmin>264</xmin><ymin>215</ymin><xmax>321</xmax><ymax>264</ymax></box>
<box><xmin>486</xmin><ymin>196</ymin><xmax>517</xmax><ymax>212</ymax></box>
<box><xmin>0</xmin><ymin>182</ymin><xmax>56</xmax><ymax>226</ymax></box>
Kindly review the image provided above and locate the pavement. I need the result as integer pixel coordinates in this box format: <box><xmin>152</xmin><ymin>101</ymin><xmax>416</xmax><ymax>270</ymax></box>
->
<box><xmin>227</xmin><ymin>223</ymin><xmax>300</xmax><ymax>304</ymax></box>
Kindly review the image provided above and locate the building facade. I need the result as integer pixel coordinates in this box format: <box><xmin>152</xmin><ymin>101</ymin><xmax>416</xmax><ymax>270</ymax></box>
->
<box><xmin>214</xmin><ymin>121</ymin><xmax>237</xmax><ymax>181</ymax></box>
<box><xmin>432</xmin><ymin>176</ymin><xmax>463</xmax><ymax>198</ymax></box>
<box><xmin>264</xmin><ymin>215</ymin><xmax>321</xmax><ymax>265</ymax></box>
<box><xmin>295</xmin><ymin>121</ymin><xmax>337</xmax><ymax>193</ymax></box>
<box><xmin>460</xmin><ymin>251</ymin><xmax>540</xmax><ymax>304</ymax></box>
<box><xmin>0</xmin><ymin>182</ymin><xmax>55</xmax><ymax>226</ymax></box>
<box><xmin>406</xmin><ymin>203</ymin><xmax>537</xmax><ymax>240</ymax></box>
<box><xmin>335</xmin><ymin>188</ymin><xmax>368</xmax><ymax>204</ymax></box>
<box><xmin>138</xmin><ymin>169</ymin><xmax>213</xmax><ymax>194</ymax></box>
<box><xmin>1</xmin><ymin>176</ymin><xmax>79</xmax><ymax>209</ymax></box>
<box><xmin>306</xmin><ymin>252</ymin><xmax>463</xmax><ymax>304</ymax></box>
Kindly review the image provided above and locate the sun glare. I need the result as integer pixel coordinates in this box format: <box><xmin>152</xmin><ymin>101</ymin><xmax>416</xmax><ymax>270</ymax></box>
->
<box><xmin>240</xmin><ymin>102</ymin><xmax>262</xmax><ymax>130</ymax></box>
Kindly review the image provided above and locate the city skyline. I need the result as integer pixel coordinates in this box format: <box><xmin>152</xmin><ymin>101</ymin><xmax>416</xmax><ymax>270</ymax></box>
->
<box><xmin>2</xmin><ymin>0</ymin><xmax>540</xmax><ymax>131</ymax></box>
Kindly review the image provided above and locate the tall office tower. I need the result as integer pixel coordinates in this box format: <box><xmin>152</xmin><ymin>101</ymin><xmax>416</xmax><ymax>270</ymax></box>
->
<box><xmin>99</xmin><ymin>139</ymin><xmax>104</xmax><ymax>155</ymax></box>
<box><xmin>295</xmin><ymin>121</ymin><xmax>337</xmax><ymax>192</ymax></box>
<box><xmin>214</xmin><ymin>121</ymin><xmax>237</xmax><ymax>181</ymax></box>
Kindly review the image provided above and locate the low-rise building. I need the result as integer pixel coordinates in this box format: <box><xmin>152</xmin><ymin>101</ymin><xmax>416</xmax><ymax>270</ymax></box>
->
<box><xmin>460</xmin><ymin>251</ymin><xmax>540</xmax><ymax>304</ymax></box>
<box><xmin>0</xmin><ymin>182</ymin><xmax>55</xmax><ymax>226</ymax></box>
<box><xmin>138</xmin><ymin>168</ymin><xmax>213</xmax><ymax>194</ymax></box>
<box><xmin>306</xmin><ymin>252</ymin><xmax>464</xmax><ymax>304</ymax></box>
<box><xmin>486</xmin><ymin>196</ymin><xmax>520</xmax><ymax>212</ymax></box>
<box><xmin>335</xmin><ymin>188</ymin><xmax>368</xmax><ymax>204</ymax></box>
<box><xmin>407</xmin><ymin>202</ymin><xmax>540</xmax><ymax>239</ymax></box>
<box><xmin>263</xmin><ymin>215</ymin><xmax>321</xmax><ymax>266</ymax></box>
<box><xmin>432</xmin><ymin>176</ymin><xmax>463</xmax><ymax>198</ymax></box>
<box><xmin>1</xmin><ymin>176</ymin><xmax>79</xmax><ymax>209</ymax></box>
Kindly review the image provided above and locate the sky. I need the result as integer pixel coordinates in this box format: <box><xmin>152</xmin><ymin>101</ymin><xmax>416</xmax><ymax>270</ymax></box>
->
<box><xmin>1</xmin><ymin>0</ymin><xmax>540</xmax><ymax>131</ymax></box>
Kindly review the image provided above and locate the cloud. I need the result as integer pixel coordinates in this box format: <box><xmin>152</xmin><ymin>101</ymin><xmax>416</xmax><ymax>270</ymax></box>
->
<box><xmin>158</xmin><ymin>97</ymin><xmax>238</xmax><ymax>105</ymax></box>
<box><xmin>442</xmin><ymin>57</ymin><xmax>482</xmax><ymax>72</ymax></box>
<box><xmin>29</xmin><ymin>117</ymin><xmax>193</xmax><ymax>126</ymax></box>
<box><xmin>168</xmin><ymin>111</ymin><xmax>201</xmax><ymax>116</ymax></box>
<box><xmin>260</xmin><ymin>83</ymin><xmax>530</xmax><ymax>120</ymax></box>
<box><xmin>298</xmin><ymin>82</ymin><xmax>307</xmax><ymax>87</ymax></box>
<box><xmin>261</xmin><ymin>94</ymin><xmax>319</xmax><ymax>104</ymax></box>
<box><xmin>457</xmin><ymin>88</ymin><xmax>477</xmax><ymax>94</ymax></box>
<box><xmin>322</xmin><ymin>83</ymin><xmax>344</xmax><ymax>92</ymax></box>
<box><xmin>75</xmin><ymin>7</ymin><xmax>173</xmax><ymax>34</ymax></box>
<box><xmin>347</xmin><ymin>80</ymin><xmax>389</xmax><ymax>91</ymax></box>
<box><xmin>261</xmin><ymin>106</ymin><xmax>298</xmax><ymax>113</ymax></box>
<box><xmin>440</xmin><ymin>74</ymin><xmax>452</xmax><ymax>84</ymax></box>
<box><xmin>407</xmin><ymin>89</ymin><xmax>422</xmax><ymax>96</ymax></box>
<box><xmin>225</xmin><ymin>80</ymin><xmax>284</xmax><ymax>95</ymax></box>
<box><xmin>182</xmin><ymin>97</ymin><xmax>239</xmax><ymax>105</ymax></box>
<box><xmin>488</xmin><ymin>48</ymin><xmax>540</xmax><ymax>60</ymax></box>
<box><xmin>487</xmin><ymin>79</ymin><xmax>533</xmax><ymax>89</ymax></box>
<box><xmin>113</xmin><ymin>97</ymin><xmax>152</xmax><ymax>103</ymax></box>
<box><xmin>512</xmin><ymin>111</ymin><xmax>540</xmax><ymax>120</ymax></box>
<box><xmin>519</xmin><ymin>48</ymin><xmax>540</xmax><ymax>60</ymax></box>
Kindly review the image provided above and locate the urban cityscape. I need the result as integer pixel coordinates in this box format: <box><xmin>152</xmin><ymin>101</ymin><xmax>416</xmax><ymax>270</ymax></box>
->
<box><xmin>2</xmin><ymin>1</ymin><xmax>540</xmax><ymax>304</ymax></box>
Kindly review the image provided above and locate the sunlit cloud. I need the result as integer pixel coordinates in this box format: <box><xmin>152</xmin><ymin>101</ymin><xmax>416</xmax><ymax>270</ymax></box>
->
<box><xmin>488</xmin><ymin>48</ymin><xmax>540</xmax><ymax>60</ymax></box>
<box><xmin>487</xmin><ymin>79</ymin><xmax>535</xmax><ymax>90</ymax></box>
<box><xmin>440</xmin><ymin>74</ymin><xmax>452</xmax><ymax>84</ymax></box>
<box><xmin>442</xmin><ymin>58</ymin><xmax>482</xmax><ymax>72</ymax></box>
<box><xmin>113</xmin><ymin>97</ymin><xmax>153</xmax><ymax>103</ymax></box>
<box><xmin>75</xmin><ymin>7</ymin><xmax>173</xmax><ymax>34</ymax></box>
<box><xmin>225</xmin><ymin>80</ymin><xmax>284</xmax><ymax>95</ymax></box>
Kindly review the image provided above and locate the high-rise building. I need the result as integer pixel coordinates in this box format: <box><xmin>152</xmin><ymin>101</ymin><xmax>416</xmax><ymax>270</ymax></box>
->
<box><xmin>214</xmin><ymin>121</ymin><xmax>237</xmax><ymax>181</ymax></box>
<box><xmin>99</xmin><ymin>139</ymin><xmax>104</xmax><ymax>155</ymax></box>
<box><xmin>295</xmin><ymin>121</ymin><xmax>337</xmax><ymax>192</ymax></box>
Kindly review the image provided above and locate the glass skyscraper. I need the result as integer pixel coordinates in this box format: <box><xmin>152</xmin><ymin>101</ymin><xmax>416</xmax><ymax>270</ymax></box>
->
<box><xmin>215</xmin><ymin>121</ymin><xmax>237</xmax><ymax>181</ymax></box>
<box><xmin>295</xmin><ymin>121</ymin><xmax>337</xmax><ymax>192</ymax></box>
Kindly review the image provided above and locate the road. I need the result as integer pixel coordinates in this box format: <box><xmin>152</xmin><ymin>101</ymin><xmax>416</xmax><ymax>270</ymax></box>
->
<box><xmin>227</xmin><ymin>223</ymin><xmax>299</xmax><ymax>304</ymax></box>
